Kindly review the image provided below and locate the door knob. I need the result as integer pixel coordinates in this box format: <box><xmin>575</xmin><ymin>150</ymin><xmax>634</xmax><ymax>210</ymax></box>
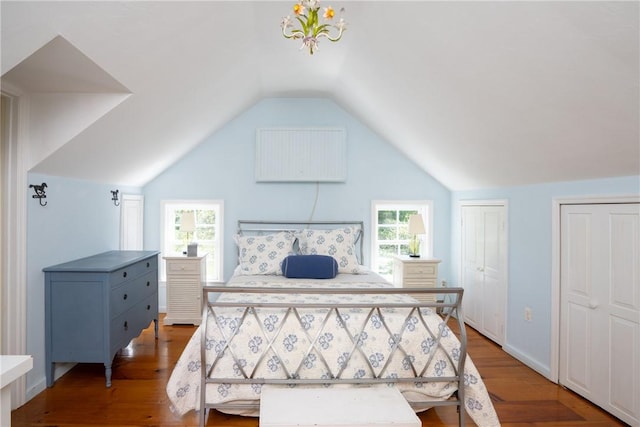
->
<box><xmin>588</xmin><ymin>300</ymin><xmax>598</xmax><ymax>309</ymax></box>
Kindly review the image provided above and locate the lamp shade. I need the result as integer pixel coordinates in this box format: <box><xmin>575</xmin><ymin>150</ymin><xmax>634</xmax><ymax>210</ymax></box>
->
<box><xmin>180</xmin><ymin>211</ymin><xmax>196</xmax><ymax>233</ymax></box>
<box><xmin>408</xmin><ymin>214</ymin><xmax>425</xmax><ymax>235</ymax></box>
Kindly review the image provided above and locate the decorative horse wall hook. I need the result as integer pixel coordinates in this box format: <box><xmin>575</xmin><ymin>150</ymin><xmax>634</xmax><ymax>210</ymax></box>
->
<box><xmin>111</xmin><ymin>190</ymin><xmax>120</xmax><ymax>206</ymax></box>
<box><xmin>29</xmin><ymin>182</ymin><xmax>48</xmax><ymax>207</ymax></box>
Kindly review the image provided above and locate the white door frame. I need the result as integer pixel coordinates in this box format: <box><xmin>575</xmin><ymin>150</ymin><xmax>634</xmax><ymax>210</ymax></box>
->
<box><xmin>458</xmin><ymin>199</ymin><xmax>509</xmax><ymax>346</ymax></box>
<box><xmin>1</xmin><ymin>85</ymin><xmax>29</xmax><ymax>406</ymax></box>
<box><xmin>550</xmin><ymin>194</ymin><xmax>640</xmax><ymax>383</ymax></box>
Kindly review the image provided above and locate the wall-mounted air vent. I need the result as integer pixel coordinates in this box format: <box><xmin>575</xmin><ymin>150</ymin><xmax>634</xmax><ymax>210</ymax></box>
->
<box><xmin>256</xmin><ymin>128</ymin><xmax>347</xmax><ymax>182</ymax></box>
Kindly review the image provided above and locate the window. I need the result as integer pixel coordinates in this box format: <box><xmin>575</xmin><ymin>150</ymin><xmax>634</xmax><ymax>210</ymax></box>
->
<box><xmin>160</xmin><ymin>200</ymin><xmax>224</xmax><ymax>282</ymax></box>
<box><xmin>371</xmin><ymin>201</ymin><xmax>433</xmax><ymax>280</ymax></box>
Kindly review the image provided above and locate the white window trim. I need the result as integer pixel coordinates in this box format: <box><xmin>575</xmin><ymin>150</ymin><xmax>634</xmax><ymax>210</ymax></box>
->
<box><xmin>160</xmin><ymin>199</ymin><xmax>224</xmax><ymax>283</ymax></box>
<box><xmin>370</xmin><ymin>200</ymin><xmax>434</xmax><ymax>274</ymax></box>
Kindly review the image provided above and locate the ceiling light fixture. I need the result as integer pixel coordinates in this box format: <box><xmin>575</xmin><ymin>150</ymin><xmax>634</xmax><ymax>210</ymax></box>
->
<box><xmin>281</xmin><ymin>0</ymin><xmax>347</xmax><ymax>55</ymax></box>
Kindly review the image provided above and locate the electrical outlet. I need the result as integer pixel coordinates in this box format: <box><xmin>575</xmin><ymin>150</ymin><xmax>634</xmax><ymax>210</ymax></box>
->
<box><xmin>524</xmin><ymin>307</ymin><xmax>533</xmax><ymax>321</ymax></box>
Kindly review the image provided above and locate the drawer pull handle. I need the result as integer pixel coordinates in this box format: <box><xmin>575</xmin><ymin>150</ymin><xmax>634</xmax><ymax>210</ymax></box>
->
<box><xmin>146</xmin><ymin>281</ymin><xmax>150</xmax><ymax>287</ymax></box>
<box><xmin>123</xmin><ymin>294</ymin><xmax>128</xmax><ymax>300</ymax></box>
<box><xmin>123</xmin><ymin>321</ymin><xmax>128</xmax><ymax>331</ymax></box>
<box><xmin>147</xmin><ymin>262</ymin><xmax>150</xmax><ymax>268</ymax></box>
<box><xmin>147</xmin><ymin>304</ymin><xmax>151</xmax><ymax>310</ymax></box>
<box><xmin>123</xmin><ymin>271</ymin><xmax>127</xmax><ymax>278</ymax></box>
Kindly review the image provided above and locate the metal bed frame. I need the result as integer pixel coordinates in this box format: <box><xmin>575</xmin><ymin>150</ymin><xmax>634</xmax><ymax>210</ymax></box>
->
<box><xmin>197</xmin><ymin>221</ymin><xmax>468</xmax><ymax>426</ymax></box>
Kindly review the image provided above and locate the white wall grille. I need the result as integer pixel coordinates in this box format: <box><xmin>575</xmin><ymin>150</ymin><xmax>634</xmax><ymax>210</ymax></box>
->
<box><xmin>256</xmin><ymin>128</ymin><xmax>347</xmax><ymax>182</ymax></box>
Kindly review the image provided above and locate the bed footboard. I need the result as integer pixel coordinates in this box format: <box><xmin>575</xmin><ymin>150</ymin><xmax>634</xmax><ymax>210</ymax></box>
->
<box><xmin>198</xmin><ymin>286</ymin><xmax>467</xmax><ymax>427</ymax></box>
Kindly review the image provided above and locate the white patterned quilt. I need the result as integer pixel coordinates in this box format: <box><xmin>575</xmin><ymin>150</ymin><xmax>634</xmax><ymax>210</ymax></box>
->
<box><xmin>166</xmin><ymin>273</ymin><xmax>500</xmax><ymax>427</ymax></box>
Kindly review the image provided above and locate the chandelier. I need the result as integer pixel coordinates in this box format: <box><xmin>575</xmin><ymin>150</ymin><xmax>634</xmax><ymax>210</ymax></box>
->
<box><xmin>281</xmin><ymin>0</ymin><xmax>347</xmax><ymax>55</ymax></box>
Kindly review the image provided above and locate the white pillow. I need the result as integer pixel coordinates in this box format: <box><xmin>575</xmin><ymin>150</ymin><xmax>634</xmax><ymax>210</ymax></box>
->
<box><xmin>296</xmin><ymin>227</ymin><xmax>361</xmax><ymax>274</ymax></box>
<box><xmin>234</xmin><ymin>231</ymin><xmax>296</xmax><ymax>275</ymax></box>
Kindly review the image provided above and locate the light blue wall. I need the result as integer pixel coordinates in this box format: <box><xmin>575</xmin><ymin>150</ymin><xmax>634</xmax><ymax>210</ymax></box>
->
<box><xmin>451</xmin><ymin>175</ymin><xmax>640</xmax><ymax>377</ymax></box>
<box><xmin>143</xmin><ymin>97</ymin><xmax>452</xmax><ymax>284</ymax></box>
<box><xmin>26</xmin><ymin>172</ymin><xmax>140</xmax><ymax>395</ymax></box>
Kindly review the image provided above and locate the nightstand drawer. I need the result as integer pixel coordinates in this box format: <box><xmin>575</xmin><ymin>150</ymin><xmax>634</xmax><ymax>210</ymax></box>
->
<box><xmin>403</xmin><ymin>279</ymin><xmax>437</xmax><ymax>288</ymax></box>
<box><xmin>167</xmin><ymin>260</ymin><xmax>201</xmax><ymax>274</ymax></box>
<box><xmin>392</xmin><ymin>256</ymin><xmax>441</xmax><ymax>293</ymax></box>
<box><xmin>404</xmin><ymin>263</ymin><xmax>437</xmax><ymax>277</ymax></box>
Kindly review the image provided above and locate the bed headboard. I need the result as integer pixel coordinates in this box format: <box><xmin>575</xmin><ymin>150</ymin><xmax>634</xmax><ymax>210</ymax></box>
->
<box><xmin>237</xmin><ymin>220</ymin><xmax>365</xmax><ymax>265</ymax></box>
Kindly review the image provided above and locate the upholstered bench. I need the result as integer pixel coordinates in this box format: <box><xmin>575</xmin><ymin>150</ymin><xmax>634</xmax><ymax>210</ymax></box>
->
<box><xmin>259</xmin><ymin>386</ymin><xmax>421</xmax><ymax>427</ymax></box>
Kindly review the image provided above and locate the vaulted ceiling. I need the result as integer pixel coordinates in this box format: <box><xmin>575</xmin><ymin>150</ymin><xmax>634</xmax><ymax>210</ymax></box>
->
<box><xmin>2</xmin><ymin>1</ymin><xmax>638</xmax><ymax>190</ymax></box>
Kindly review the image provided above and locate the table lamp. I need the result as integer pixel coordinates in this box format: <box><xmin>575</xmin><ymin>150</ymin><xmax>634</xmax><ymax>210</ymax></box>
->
<box><xmin>408</xmin><ymin>214</ymin><xmax>425</xmax><ymax>257</ymax></box>
<box><xmin>180</xmin><ymin>211</ymin><xmax>198</xmax><ymax>256</ymax></box>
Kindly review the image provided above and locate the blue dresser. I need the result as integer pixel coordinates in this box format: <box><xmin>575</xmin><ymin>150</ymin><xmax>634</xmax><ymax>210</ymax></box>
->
<box><xmin>44</xmin><ymin>250</ymin><xmax>160</xmax><ymax>387</ymax></box>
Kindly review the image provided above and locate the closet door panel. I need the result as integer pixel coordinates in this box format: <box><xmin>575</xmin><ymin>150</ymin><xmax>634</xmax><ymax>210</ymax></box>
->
<box><xmin>560</xmin><ymin>203</ymin><xmax>639</xmax><ymax>426</ymax></box>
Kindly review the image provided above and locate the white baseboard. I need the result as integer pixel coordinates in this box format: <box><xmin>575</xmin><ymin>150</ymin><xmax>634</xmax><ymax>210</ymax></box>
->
<box><xmin>503</xmin><ymin>344</ymin><xmax>553</xmax><ymax>381</ymax></box>
<box><xmin>27</xmin><ymin>363</ymin><xmax>76</xmax><ymax>402</ymax></box>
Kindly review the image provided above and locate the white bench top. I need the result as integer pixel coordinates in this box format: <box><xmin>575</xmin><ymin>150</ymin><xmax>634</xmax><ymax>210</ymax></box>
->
<box><xmin>0</xmin><ymin>355</ymin><xmax>33</xmax><ymax>388</ymax></box>
<box><xmin>259</xmin><ymin>386</ymin><xmax>421</xmax><ymax>427</ymax></box>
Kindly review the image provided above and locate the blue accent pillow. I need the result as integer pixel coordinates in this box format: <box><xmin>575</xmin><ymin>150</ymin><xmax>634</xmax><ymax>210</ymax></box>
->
<box><xmin>281</xmin><ymin>255</ymin><xmax>338</xmax><ymax>279</ymax></box>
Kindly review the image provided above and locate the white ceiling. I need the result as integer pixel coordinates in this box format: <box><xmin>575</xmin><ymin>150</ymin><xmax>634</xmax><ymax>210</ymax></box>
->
<box><xmin>1</xmin><ymin>1</ymin><xmax>638</xmax><ymax>190</ymax></box>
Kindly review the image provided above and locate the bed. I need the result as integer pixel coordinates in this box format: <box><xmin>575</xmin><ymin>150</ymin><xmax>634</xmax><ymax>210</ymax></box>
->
<box><xmin>166</xmin><ymin>221</ymin><xmax>500</xmax><ymax>427</ymax></box>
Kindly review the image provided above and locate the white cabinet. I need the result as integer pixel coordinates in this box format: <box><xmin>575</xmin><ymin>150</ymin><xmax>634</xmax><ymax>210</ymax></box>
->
<box><xmin>392</xmin><ymin>256</ymin><xmax>440</xmax><ymax>302</ymax></box>
<box><xmin>163</xmin><ymin>254</ymin><xmax>207</xmax><ymax>325</ymax></box>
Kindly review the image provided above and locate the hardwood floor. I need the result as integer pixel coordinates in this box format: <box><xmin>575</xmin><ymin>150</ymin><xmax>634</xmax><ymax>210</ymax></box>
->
<box><xmin>12</xmin><ymin>315</ymin><xmax>628</xmax><ymax>427</ymax></box>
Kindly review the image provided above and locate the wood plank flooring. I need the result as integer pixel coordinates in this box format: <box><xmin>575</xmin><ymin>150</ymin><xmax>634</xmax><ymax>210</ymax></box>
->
<box><xmin>12</xmin><ymin>315</ymin><xmax>628</xmax><ymax>426</ymax></box>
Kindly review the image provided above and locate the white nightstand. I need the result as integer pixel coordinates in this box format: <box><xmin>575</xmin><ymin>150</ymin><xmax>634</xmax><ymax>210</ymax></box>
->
<box><xmin>392</xmin><ymin>255</ymin><xmax>441</xmax><ymax>302</ymax></box>
<box><xmin>163</xmin><ymin>254</ymin><xmax>207</xmax><ymax>325</ymax></box>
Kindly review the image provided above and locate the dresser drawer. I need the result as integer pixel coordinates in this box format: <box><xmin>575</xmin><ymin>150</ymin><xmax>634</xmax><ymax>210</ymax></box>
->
<box><xmin>110</xmin><ymin>293</ymin><xmax>157</xmax><ymax>354</ymax></box>
<box><xmin>110</xmin><ymin>271</ymin><xmax>158</xmax><ymax>318</ymax></box>
<box><xmin>403</xmin><ymin>263</ymin><xmax>437</xmax><ymax>277</ymax></box>
<box><xmin>109</xmin><ymin>257</ymin><xmax>158</xmax><ymax>287</ymax></box>
<box><xmin>167</xmin><ymin>260</ymin><xmax>201</xmax><ymax>275</ymax></box>
<box><xmin>141</xmin><ymin>293</ymin><xmax>159</xmax><ymax>327</ymax></box>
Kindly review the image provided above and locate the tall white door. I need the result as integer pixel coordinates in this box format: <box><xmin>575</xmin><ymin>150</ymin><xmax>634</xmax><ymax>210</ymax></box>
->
<box><xmin>560</xmin><ymin>203</ymin><xmax>639</xmax><ymax>426</ymax></box>
<box><xmin>120</xmin><ymin>194</ymin><xmax>144</xmax><ymax>250</ymax></box>
<box><xmin>461</xmin><ymin>205</ymin><xmax>507</xmax><ymax>345</ymax></box>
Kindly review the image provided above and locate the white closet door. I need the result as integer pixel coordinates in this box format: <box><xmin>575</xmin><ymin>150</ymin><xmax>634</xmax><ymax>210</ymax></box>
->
<box><xmin>120</xmin><ymin>194</ymin><xmax>144</xmax><ymax>250</ymax></box>
<box><xmin>461</xmin><ymin>204</ymin><xmax>507</xmax><ymax>345</ymax></box>
<box><xmin>462</xmin><ymin>207</ymin><xmax>482</xmax><ymax>330</ymax></box>
<box><xmin>560</xmin><ymin>203</ymin><xmax>639</xmax><ymax>426</ymax></box>
<box><xmin>481</xmin><ymin>210</ymin><xmax>504</xmax><ymax>343</ymax></box>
